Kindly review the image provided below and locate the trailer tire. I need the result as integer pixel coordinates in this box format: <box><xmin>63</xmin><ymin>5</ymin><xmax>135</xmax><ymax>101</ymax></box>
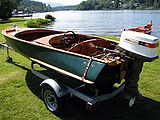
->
<box><xmin>42</xmin><ymin>85</ymin><xmax>62</xmax><ymax>114</ymax></box>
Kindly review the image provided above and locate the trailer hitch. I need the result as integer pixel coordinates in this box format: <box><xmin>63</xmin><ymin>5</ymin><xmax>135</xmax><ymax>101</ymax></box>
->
<box><xmin>0</xmin><ymin>42</ymin><xmax>13</xmax><ymax>62</ymax></box>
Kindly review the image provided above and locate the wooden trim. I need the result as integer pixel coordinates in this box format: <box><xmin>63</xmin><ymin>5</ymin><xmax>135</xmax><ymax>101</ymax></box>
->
<box><xmin>30</xmin><ymin>57</ymin><xmax>94</xmax><ymax>84</ymax></box>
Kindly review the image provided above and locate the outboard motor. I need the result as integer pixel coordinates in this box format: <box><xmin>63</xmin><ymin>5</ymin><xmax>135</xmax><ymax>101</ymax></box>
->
<box><xmin>117</xmin><ymin>31</ymin><xmax>159</xmax><ymax>97</ymax></box>
<box><xmin>118</xmin><ymin>31</ymin><xmax>159</xmax><ymax>62</ymax></box>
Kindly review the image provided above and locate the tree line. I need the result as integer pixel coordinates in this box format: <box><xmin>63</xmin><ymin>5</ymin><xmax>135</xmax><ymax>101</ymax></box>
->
<box><xmin>17</xmin><ymin>0</ymin><xmax>53</xmax><ymax>13</ymax></box>
<box><xmin>76</xmin><ymin>0</ymin><xmax>160</xmax><ymax>10</ymax></box>
<box><xmin>1</xmin><ymin>0</ymin><xmax>160</xmax><ymax>20</ymax></box>
<box><xmin>0</xmin><ymin>0</ymin><xmax>53</xmax><ymax>20</ymax></box>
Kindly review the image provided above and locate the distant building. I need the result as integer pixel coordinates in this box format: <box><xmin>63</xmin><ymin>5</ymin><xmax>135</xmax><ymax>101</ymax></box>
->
<box><xmin>12</xmin><ymin>10</ymin><xmax>32</xmax><ymax>17</ymax></box>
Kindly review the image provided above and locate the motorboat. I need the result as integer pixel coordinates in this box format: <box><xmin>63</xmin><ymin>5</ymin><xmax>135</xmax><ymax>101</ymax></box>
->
<box><xmin>128</xmin><ymin>21</ymin><xmax>152</xmax><ymax>34</ymax></box>
<box><xmin>2</xmin><ymin>27</ymin><xmax>127</xmax><ymax>89</ymax></box>
<box><xmin>2</xmin><ymin>27</ymin><xmax>159</xmax><ymax>88</ymax></box>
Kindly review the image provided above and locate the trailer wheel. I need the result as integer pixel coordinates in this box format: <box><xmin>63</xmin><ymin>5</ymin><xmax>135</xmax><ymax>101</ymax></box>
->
<box><xmin>42</xmin><ymin>86</ymin><xmax>62</xmax><ymax>114</ymax></box>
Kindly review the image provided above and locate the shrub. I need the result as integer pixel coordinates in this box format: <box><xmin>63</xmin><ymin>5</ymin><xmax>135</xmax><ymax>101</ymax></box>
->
<box><xmin>37</xmin><ymin>18</ymin><xmax>51</xmax><ymax>24</ymax></box>
<box><xmin>45</xmin><ymin>14</ymin><xmax>55</xmax><ymax>21</ymax></box>
<box><xmin>26</xmin><ymin>18</ymin><xmax>51</xmax><ymax>28</ymax></box>
<box><xmin>26</xmin><ymin>19</ymin><xmax>39</xmax><ymax>28</ymax></box>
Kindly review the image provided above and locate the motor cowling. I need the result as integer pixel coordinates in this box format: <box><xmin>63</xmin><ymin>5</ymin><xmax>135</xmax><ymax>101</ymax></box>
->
<box><xmin>118</xmin><ymin>31</ymin><xmax>159</xmax><ymax>62</ymax></box>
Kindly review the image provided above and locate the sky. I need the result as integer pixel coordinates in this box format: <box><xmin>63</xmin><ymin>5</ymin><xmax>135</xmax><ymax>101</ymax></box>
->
<box><xmin>35</xmin><ymin>0</ymin><xmax>87</xmax><ymax>5</ymax></box>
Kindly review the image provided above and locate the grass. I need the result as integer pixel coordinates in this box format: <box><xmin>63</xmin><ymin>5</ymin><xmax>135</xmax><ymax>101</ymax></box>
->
<box><xmin>0</xmin><ymin>18</ymin><xmax>27</xmax><ymax>24</ymax></box>
<box><xmin>101</xmin><ymin>35</ymin><xmax>120</xmax><ymax>41</ymax></box>
<box><xmin>0</xmin><ymin>18</ymin><xmax>160</xmax><ymax>120</ymax></box>
<box><xmin>0</xmin><ymin>18</ymin><xmax>27</xmax><ymax>42</ymax></box>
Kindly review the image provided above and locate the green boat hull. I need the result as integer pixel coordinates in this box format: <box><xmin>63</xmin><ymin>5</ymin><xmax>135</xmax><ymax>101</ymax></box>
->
<box><xmin>2</xmin><ymin>28</ymin><xmax>124</xmax><ymax>90</ymax></box>
<box><xmin>4</xmin><ymin>36</ymin><xmax>105</xmax><ymax>82</ymax></box>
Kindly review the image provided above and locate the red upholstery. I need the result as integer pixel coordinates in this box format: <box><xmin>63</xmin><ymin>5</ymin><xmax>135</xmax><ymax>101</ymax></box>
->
<box><xmin>69</xmin><ymin>39</ymin><xmax>110</xmax><ymax>56</ymax></box>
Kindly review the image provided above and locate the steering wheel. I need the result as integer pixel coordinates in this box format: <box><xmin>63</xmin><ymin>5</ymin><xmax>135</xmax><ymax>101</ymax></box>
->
<box><xmin>61</xmin><ymin>31</ymin><xmax>76</xmax><ymax>48</ymax></box>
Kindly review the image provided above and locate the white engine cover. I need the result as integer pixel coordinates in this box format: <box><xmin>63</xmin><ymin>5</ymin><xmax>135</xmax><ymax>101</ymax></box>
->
<box><xmin>118</xmin><ymin>31</ymin><xmax>159</xmax><ymax>60</ymax></box>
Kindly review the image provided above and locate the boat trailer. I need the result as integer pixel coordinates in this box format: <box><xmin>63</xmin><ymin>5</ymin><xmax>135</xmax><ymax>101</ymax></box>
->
<box><xmin>0</xmin><ymin>42</ymin><xmax>13</xmax><ymax>62</ymax></box>
<box><xmin>31</xmin><ymin>61</ymin><xmax>127</xmax><ymax>113</ymax></box>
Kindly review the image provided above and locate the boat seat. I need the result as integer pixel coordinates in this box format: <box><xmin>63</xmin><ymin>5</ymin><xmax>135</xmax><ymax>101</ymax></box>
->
<box><xmin>34</xmin><ymin>35</ymin><xmax>55</xmax><ymax>46</ymax></box>
<box><xmin>68</xmin><ymin>39</ymin><xmax>110</xmax><ymax>56</ymax></box>
<box><xmin>34</xmin><ymin>34</ymin><xmax>64</xmax><ymax>47</ymax></box>
<box><xmin>49</xmin><ymin>35</ymin><xmax>63</xmax><ymax>47</ymax></box>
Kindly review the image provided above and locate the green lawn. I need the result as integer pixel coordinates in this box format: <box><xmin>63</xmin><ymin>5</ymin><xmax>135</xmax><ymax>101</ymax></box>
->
<box><xmin>0</xmin><ymin>18</ymin><xmax>160</xmax><ymax>120</ymax></box>
<box><xmin>0</xmin><ymin>18</ymin><xmax>27</xmax><ymax>42</ymax></box>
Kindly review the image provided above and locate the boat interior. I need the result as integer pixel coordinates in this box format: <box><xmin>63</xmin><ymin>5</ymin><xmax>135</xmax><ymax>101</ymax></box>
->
<box><xmin>13</xmin><ymin>29</ymin><xmax>117</xmax><ymax>57</ymax></box>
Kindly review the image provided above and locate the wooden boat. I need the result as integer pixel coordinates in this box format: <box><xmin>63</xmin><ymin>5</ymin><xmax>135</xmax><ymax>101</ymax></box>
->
<box><xmin>128</xmin><ymin>21</ymin><xmax>152</xmax><ymax>34</ymax></box>
<box><xmin>2</xmin><ymin>27</ymin><xmax>126</xmax><ymax>90</ymax></box>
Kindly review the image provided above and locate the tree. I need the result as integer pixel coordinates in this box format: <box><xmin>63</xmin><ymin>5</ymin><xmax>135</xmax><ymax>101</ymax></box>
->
<box><xmin>153</xmin><ymin>0</ymin><xmax>159</xmax><ymax>8</ymax></box>
<box><xmin>114</xmin><ymin>0</ymin><xmax>120</xmax><ymax>9</ymax></box>
<box><xmin>0</xmin><ymin>0</ymin><xmax>21</xmax><ymax>20</ymax></box>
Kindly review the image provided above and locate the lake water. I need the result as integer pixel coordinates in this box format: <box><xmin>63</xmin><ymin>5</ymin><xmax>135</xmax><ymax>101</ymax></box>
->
<box><xmin>33</xmin><ymin>10</ymin><xmax>160</xmax><ymax>38</ymax></box>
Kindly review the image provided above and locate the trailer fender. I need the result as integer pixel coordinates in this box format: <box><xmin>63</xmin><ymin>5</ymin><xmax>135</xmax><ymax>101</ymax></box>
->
<box><xmin>40</xmin><ymin>79</ymin><xmax>65</xmax><ymax>97</ymax></box>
